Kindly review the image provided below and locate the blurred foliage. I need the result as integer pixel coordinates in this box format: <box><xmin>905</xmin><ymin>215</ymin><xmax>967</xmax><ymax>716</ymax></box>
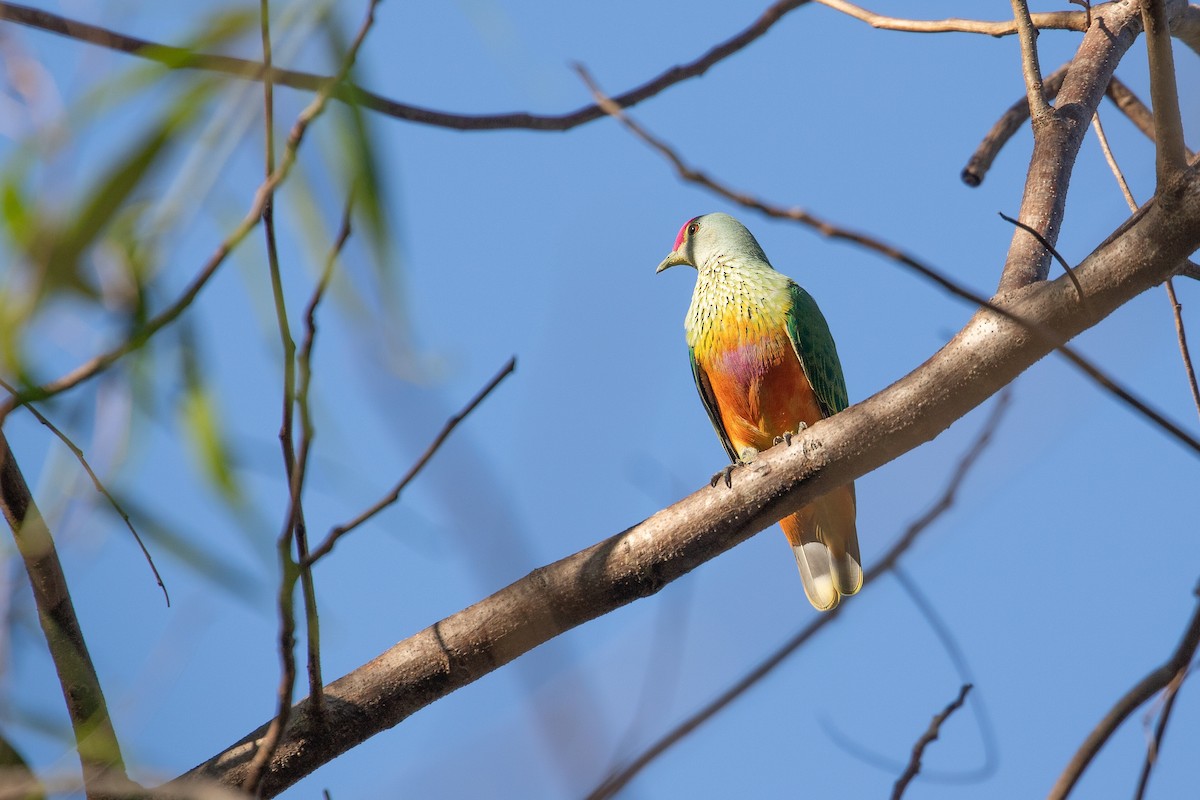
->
<box><xmin>0</xmin><ymin>726</ymin><xmax>43</xmax><ymax>800</ymax></box>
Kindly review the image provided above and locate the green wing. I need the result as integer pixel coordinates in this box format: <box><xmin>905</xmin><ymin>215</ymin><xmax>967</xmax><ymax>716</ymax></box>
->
<box><xmin>785</xmin><ymin>282</ymin><xmax>849</xmax><ymax>418</ymax></box>
<box><xmin>689</xmin><ymin>348</ymin><xmax>739</xmax><ymax>463</ymax></box>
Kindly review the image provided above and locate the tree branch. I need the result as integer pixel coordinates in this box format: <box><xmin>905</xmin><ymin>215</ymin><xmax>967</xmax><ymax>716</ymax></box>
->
<box><xmin>578</xmin><ymin>66</ymin><xmax>1200</xmax><ymax>457</ymax></box>
<box><xmin>304</xmin><ymin>355</ymin><xmax>517</xmax><ymax>566</ymax></box>
<box><xmin>588</xmin><ymin>391</ymin><xmax>1011</xmax><ymax>800</ymax></box>
<box><xmin>1141</xmin><ymin>0</ymin><xmax>1188</xmax><ymax>183</ymax></box>
<box><xmin>997</xmin><ymin>0</ymin><xmax>1144</xmax><ymax>291</ymax></box>
<box><xmin>175</xmin><ymin>156</ymin><xmax>1200</xmax><ymax>796</ymax></box>
<box><xmin>962</xmin><ymin>64</ymin><xmax>1069</xmax><ymax>187</ymax></box>
<box><xmin>0</xmin><ymin>431</ymin><xmax>131</xmax><ymax>798</ymax></box>
<box><xmin>0</xmin><ymin>377</ymin><xmax>168</xmax><ymax>606</ymax></box>
<box><xmin>0</xmin><ymin>0</ymin><xmax>378</xmax><ymax>424</ymax></box>
<box><xmin>1134</xmin><ymin>664</ymin><xmax>1191</xmax><ymax>799</ymax></box>
<box><xmin>817</xmin><ymin>0</ymin><xmax>1086</xmax><ymax>35</ymax></box>
<box><xmin>1011</xmin><ymin>0</ymin><xmax>1052</xmax><ymax>119</ymax></box>
<box><xmin>892</xmin><ymin>684</ymin><xmax>973</xmax><ymax>800</ymax></box>
<box><xmin>1048</xmin><ymin>583</ymin><xmax>1200</xmax><ymax>800</ymax></box>
<box><xmin>0</xmin><ymin>0</ymin><xmax>816</xmax><ymax>132</ymax></box>
<box><xmin>239</xmin><ymin>4</ymin><xmax>381</xmax><ymax>792</ymax></box>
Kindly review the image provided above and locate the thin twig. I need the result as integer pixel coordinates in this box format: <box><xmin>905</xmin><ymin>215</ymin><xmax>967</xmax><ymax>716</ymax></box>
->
<box><xmin>239</xmin><ymin>3</ymin><xmax>381</xmax><ymax>793</ymax></box>
<box><xmin>1048</xmin><ymin>586</ymin><xmax>1200</xmax><ymax>800</ymax></box>
<box><xmin>966</xmin><ymin>72</ymin><xmax>1193</xmax><ymax>189</ymax></box>
<box><xmin>0</xmin><ymin>431</ymin><xmax>131</xmax><ymax>797</ymax></box>
<box><xmin>579</xmin><ymin>66</ymin><xmax>1200</xmax><ymax>458</ymax></box>
<box><xmin>0</xmin><ymin>378</ymin><xmax>168</xmax><ymax>606</ymax></box>
<box><xmin>1091</xmin><ymin>112</ymin><xmax>1200</xmax><ymax>425</ymax></box>
<box><xmin>1134</xmin><ymin>663</ymin><xmax>1191</xmax><ymax>800</ymax></box>
<box><xmin>287</xmin><ymin>195</ymin><xmax>356</xmax><ymax>716</ymax></box>
<box><xmin>304</xmin><ymin>355</ymin><xmax>518</xmax><ymax>566</ymax></box>
<box><xmin>891</xmin><ymin>684</ymin><xmax>973</xmax><ymax>800</ymax></box>
<box><xmin>257</xmin><ymin>0</ymin><xmax>325</xmax><ymax>723</ymax></box>
<box><xmin>817</xmin><ymin>0</ymin><xmax>1086</xmax><ymax>35</ymax></box>
<box><xmin>0</xmin><ymin>0</ymin><xmax>814</xmax><ymax>132</ymax></box>
<box><xmin>0</xmin><ymin>0</ymin><xmax>379</xmax><ymax>425</ymax></box>
<box><xmin>1163</xmin><ymin>281</ymin><xmax>1200</xmax><ymax>423</ymax></box>
<box><xmin>997</xmin><ymin>211</ymin><xmax>1086</xmax><ymax>306</ymax></box>
<box><xmin>587</xmin><ymin>393</ymin><xmax>1012</xmax><ymax>800</ymax></box>
<box><xmin>1011</xmin><ymin>0</ymin><xmax>1051</xmax><ymax>118</ymax></box>
<box><xmin>821</xmin><ymin>567</ymin><xmax>998</xmax><ymax>784</ymax></box>
<box><xmin>1141</xmin><ymin>0</ymin><xmax>1188</xmax><ymax>183</ymax></box>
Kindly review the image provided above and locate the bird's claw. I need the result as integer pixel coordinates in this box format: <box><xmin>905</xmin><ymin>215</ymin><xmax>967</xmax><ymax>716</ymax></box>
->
<box><xmin>710</xmin><ymin>464</ymin><xmax>737</xmax><ymax>489</ymax></box>
<box><xmin>773</xmin><ymin>431</ymin><xmax>794</xmax><ymax>447</ymax></box>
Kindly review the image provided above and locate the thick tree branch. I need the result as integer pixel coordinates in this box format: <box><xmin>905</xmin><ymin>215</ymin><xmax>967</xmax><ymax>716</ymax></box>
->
<box><xmin>588</xmin><ymin>392</ymin><xmax>1010</xmax><ymax>800</ymax></box>
<box><xmin>0</xmin><ymin>0</ymin><xmax>815</xmax><ymax>132</ymax></box>
<box><xmin>0</xmin><ymin>432</ymin><xmax>131</xmax><ymax>798</ymax></box>
<box><xmin>578</xmin><ymin>66</ymin><xmax>1200</xmax><ymax>456</ymax></box>
<box><xmin>998</xmin><ymin>0</ymin><xmax>1144</xmax><ymax>291</ymax></box>
<box><xmin>963</xmin><ymin>64</ymin><xmax>1069</xmax><ymax>187</ymax></box>
<box><xmin>174</xmin><ymin>156</ymin><xmax>1200</xmax><ymax>796</ymax></box>
<box><xmin>1175</xmin><ymin>4</ymin><xmax>1200</xmax><ymax>55</ymax></box>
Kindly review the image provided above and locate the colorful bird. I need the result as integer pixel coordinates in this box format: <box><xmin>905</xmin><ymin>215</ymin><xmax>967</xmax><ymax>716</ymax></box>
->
<box><xmin>657</xmin><ymin>212</ymin><xmax>861</xmax><ymax>611</ymax></box>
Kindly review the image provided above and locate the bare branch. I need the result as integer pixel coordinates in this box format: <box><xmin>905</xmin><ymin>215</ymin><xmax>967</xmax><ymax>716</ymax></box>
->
<box><xmin>0</xmin><ymin>431</ymin><xmax>131</xmax><ymax>797</ymax></box>
<box><xmin>997</xmin><ymin>211</ymin><xmax>1087</xmax><ymax>306</ymax></box>
<box><xmin>304</xmin><ymin>355</ymin><xmax>517</xmax><ymax>566</ymax></box>
<box><xmin>0</xmin><ymin>0</ymin><xmax>818</xmax><ymax>133</ymax></box>
<box><xmin>1175</xmin><ymin>4</ymin><xmax>1200</xmax><ymax>56</ymax></box>
<box><xmin>1048</xmin><ymin>585</ymin><xmax>1200</xmax><ymax>800</ymax></box>
<box><xmin>579</xmin><ymin>65</ymin><xmax>1200</xmax><ymax>457</ymax></box>
<box><xmin>176</xmin><ymin>160</ymin><xmax>1200</xmax><ymax>793</ymax></box>
<box><xmin>892</xmin><ymin>684</ymin><xmax>973</xmax><ymax>800</ymax></box>
<box><xmin>1092</xmin><ymin>112</ymin><xmax>1200</xmax><ymax>425</ymax></box>
<box><xmin>1011</xmin><ymin>0</ymin><xmax>1052</xmax><ymax>118</ymax></box>
<box><xmin>0</xmin><ymin>378</ymin><xmax>168</xmax><ymax>606</ymax></box>
<box><xmin>1163</xmin><ymin>281</ymin><xmax>1200</xmax><ymax>423</ymax></box>
<box><xmin>239</xmin><ymin>3</ymin><xmax>381</xmax><ymax>792</ymax></box>
<box><xmin>1134</xmin><ymin>664</ymin><xmax>1191</xmax><ymax>800</ymax></box>
<box><xmin>1141</xmin><ymin>0</ymin><xmax>1188</xmax><ymax>182</ymax></box>
<box><xmin>997</xmin><ymin>0</ymin><xmax>1144</xmax><ymax>291</ymax></box>
<box><xmin>967</xmin><ymin>72</ymin><xmax>1193</xmax><ymax>189</ymax></box>
<box><xmin>0</xmin><ymin>0</ymin><xmax>379</xmax><ymax>424</ymax></box>
<box><xmin>288</xmin><ymin>194</ymin><xmax>356</xmax><ymax>716</ymax></box>
<box><xmin>589</xmin><ymin>392</ymin><xmax>1011</xmax><ymax>800</ymax></box>
<box><xmin>817</xmin><ymin>0</ymin><xmax>1086</xmax><ymax>35</ymax></box>
<box><xmin>963</xmin><ymin>65</ymin><xmax>1070</xmax><ymax>187</ymax></box>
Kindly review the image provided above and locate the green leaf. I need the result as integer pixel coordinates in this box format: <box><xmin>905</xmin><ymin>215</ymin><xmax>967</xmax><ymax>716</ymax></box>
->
<box><xmin>179</xmin><ymin>334</ymin><xmax>242</xmax><ymax>505</ymax></box>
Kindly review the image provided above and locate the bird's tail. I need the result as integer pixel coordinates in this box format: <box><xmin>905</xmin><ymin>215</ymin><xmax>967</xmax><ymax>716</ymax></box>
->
<box><xmin>780</xmin><ymin>483</ymin><xmax>862</xmax><ymax>611</ymax></box>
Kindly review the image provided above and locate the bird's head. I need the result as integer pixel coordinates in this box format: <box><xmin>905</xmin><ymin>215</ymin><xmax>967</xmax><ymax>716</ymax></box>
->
<box><xmin>655</xmin><ymin>212</ymin><xmax>768</xmax><ymax>273</ymax></box>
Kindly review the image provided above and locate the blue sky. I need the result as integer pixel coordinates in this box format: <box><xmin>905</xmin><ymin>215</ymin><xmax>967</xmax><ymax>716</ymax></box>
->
<box><xmin>2</xmin><ymin>1</ymin><xmax>1199</xmax><ymax>797</ymax></box>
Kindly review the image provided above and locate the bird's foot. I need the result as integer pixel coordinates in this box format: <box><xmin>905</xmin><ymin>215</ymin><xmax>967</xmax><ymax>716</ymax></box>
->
<box><xmin>773</xmin><ymin>432</ymin><xmax>793</xmax><ymax>447</ymax></box>
<box><xmin>710</xmin><ymin>464</ymin><xmax>737</xmax><ymax>489</ymax></box>
<box><xmin>711</xmin><ymin>447</ymin><xmax>760</xmax><ymax>489</ymax></box>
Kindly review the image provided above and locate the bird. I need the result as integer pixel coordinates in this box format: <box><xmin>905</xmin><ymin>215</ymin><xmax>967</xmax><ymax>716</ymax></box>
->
<box><xmin>656</xmin><ymin>212</ymin><xmax>862</xmax><ymax>611</ymax></box>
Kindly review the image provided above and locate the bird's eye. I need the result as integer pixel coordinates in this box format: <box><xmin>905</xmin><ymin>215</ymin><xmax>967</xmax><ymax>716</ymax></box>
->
<box><xmin>687</xmin><ymin>223</ymin><xmax>699</xmax><ymax>236</ymax></box>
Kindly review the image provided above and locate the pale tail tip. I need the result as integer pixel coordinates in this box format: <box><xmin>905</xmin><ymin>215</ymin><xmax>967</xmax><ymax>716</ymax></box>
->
<box><xmin>793</xmin><ymin>542</ymin><xmax>839</xmax><ymax>611</ymax></box>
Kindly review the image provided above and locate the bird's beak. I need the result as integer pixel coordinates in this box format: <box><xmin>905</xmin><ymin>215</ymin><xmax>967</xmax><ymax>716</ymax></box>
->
<box><xmin>656</xmin><ymin>250</ymin><xmax>688</xmax><ymax>274</ymax></box>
